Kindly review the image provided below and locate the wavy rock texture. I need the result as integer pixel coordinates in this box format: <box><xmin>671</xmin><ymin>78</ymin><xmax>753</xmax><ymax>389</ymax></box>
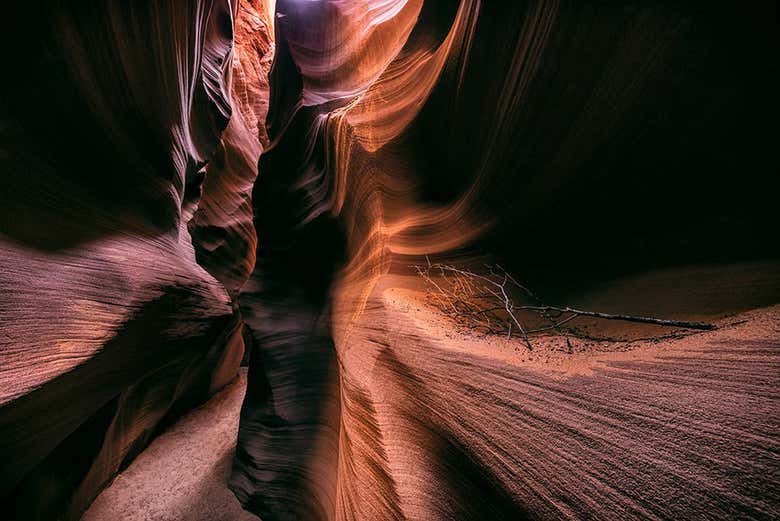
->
<box><xmin>0</xmin><ymin>0</ymin><xmax>777</xmax><ymax>520</ymax></box>
<box><xmin>0</xmin><ymin>1</ymin><xmax>272</xmax><ymax>519</ymax></box>
<box><xmin>190</xmin><ymin>0</ymin><xmax>275</xmax><ymax>294</ymax></box>
<box><xmin>232</xmin><ymin>1</ymin><xmax>778</xmax><ymax>520</ymax></box>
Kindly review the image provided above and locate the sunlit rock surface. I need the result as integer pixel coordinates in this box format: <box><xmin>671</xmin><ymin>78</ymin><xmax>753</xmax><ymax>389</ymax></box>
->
<box><xmin>190</xmin><ymin>0</ymin><xmax>275</xmax><ymax>294</ymax></box>
<box><xmin>0</xmin><ymin>1</ymin><xmax>272</xmax><ymax>519</ymax></box>
<box><xmin>231</xmin><ymin>1</ymin><xmax>779</xmax><ymax>520</ymax></box>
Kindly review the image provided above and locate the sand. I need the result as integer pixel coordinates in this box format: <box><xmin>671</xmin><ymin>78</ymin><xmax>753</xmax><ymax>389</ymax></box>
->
<box><xmin>81</xmin><ymin>370</ymin><xmax>257</xmax><ymax>521</ymax></box>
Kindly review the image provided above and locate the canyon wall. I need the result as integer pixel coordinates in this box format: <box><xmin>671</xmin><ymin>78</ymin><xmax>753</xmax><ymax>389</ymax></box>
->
<box><xmin>0</xmin><ymin>0</ymin><xmax>776</xmax><ymax>520</ymax></box>
<box><xmin>231</xmin><ymin>1</ymin><xmax>778</xmax><ymax>520</ymax></box>
<box><xmin>0</xmin><ymin>1</ymin><xmax>272</xmax><ymax>519</ymax></box>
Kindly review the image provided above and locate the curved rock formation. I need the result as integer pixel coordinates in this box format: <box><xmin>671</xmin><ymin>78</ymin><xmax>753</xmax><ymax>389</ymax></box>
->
<box><xmin>190</xmin><ymin>0</ymin><xmax>275</xmax><ymax>294</ymax></box>
<box><xmin>1</xmin><ymin>0</ymin><xmax>777</xmax><ymax>520</ymax></box>
<box><xmin>0</xmin><ymin>1</ymin><xmax>272</xmax><ymax>519</ymax></box>
<box><xmin>231</xmin><ymin>1</ymin><xmax>779</xmax><ymax>520</ymax></box>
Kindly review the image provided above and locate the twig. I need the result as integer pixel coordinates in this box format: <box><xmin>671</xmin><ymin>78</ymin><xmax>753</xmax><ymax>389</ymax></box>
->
<box><xmin>413</xmin><ymin>261</ymin><xmax>717</xmax><ymax>349</ymax></box>
<box><xmin>515</xmin><ymin>305</ymin><xmax>716</xmax><ymax>331</ymax></box>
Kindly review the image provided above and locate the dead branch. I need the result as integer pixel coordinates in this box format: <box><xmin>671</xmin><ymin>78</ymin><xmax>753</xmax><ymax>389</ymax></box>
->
<box><xmin>414</xmin><ymin>258</ymin><xmax>716</xmax><ymax>349</ymax></box>
<box><xmin>515</xmin><ymin>305</ymin><xmax>716</xmax><ymax>330</ymax></box>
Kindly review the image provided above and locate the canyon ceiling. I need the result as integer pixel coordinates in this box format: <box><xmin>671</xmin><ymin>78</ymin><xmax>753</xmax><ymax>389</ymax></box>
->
<box><xmin>1</xmin><ymin>1</ymin><xmax>778</xmax><ymax>520</ymax></box>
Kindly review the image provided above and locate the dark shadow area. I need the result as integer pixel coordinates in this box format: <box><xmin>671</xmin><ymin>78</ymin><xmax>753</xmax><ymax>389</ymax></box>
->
<box><xmin>410</xmin><ymin>2</ymin><xmax>779</xmax><ymax>295</ymax></box>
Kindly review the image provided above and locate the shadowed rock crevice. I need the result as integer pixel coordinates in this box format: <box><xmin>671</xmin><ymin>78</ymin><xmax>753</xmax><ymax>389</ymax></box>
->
<box><xmin>0</xmin><ymin>1</ymin><xmax>274</xmax><ymax>519</ymax></box>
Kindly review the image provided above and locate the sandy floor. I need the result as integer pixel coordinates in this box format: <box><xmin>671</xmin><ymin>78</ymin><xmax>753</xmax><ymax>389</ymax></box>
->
<box><xmin>82</xmin><ymin>370</ymin><xmax>257</xmax><ymax>521</ymax></box>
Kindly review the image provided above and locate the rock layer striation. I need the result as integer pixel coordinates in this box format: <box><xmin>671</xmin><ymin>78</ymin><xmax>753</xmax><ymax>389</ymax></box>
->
<box><xmin>0</xmin><ymin>1</ymin><xmax>273</xmax><ymax>519</ymax></box>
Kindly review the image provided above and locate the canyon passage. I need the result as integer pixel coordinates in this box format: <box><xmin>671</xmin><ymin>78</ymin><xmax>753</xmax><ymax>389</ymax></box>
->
<box><xmin>1</xmin><ymin>1</ymin><xmax>778</xmax><ymax>520</ymax></box>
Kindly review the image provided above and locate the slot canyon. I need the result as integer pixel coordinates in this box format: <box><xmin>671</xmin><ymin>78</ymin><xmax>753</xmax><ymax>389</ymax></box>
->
<box><xmin>1</xmin><ymin>1</ymin><xmax>778</xmax><ymax>520</ymax></box>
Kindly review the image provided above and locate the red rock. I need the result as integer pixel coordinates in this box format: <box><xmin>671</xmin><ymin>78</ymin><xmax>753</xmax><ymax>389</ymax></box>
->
<box><xmin>0</xmin><ymin>1</ymin><xmax>272</xmax><ymax>519</ymax></box>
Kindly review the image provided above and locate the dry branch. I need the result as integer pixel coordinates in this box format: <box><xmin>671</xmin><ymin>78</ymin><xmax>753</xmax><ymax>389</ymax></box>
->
<box><xmin>515</xmin><ymin>305</ymin><xmax>716</xmax><ymax>330</ymax></box>
<box><xmin>414</xmin><ymin>258</ymin><xmax>716</xmax><ymax>349</ymax></box>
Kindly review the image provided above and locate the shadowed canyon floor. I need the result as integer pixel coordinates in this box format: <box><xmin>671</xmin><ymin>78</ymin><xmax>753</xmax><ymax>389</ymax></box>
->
<box><xmin>83</xmin><ymin>276</ymin><xmax>779</xmax><ymax>520</ymax></box>
<box><xmin>82</xmin><ymin>370</ymin><xmax>258</xmax><ymax>521</ymax></box>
